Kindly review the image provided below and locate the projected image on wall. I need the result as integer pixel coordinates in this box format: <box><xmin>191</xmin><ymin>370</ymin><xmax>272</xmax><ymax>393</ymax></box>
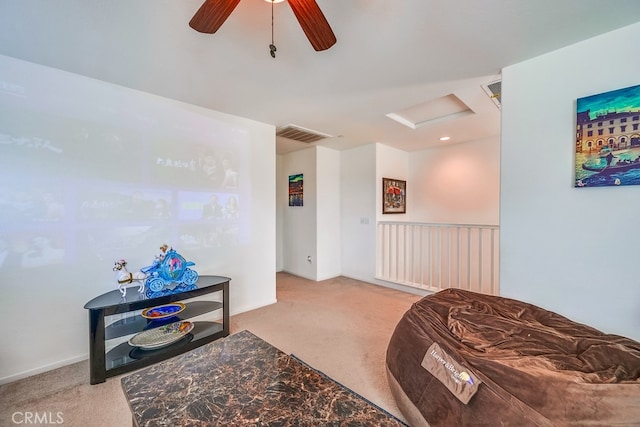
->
<box><xmin>0</xmin><ymin>55</ymin><xmax>250</xmax><ymax>277</ymax></box>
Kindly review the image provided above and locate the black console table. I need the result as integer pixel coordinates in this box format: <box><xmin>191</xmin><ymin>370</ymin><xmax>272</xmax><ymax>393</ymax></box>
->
<box><xmin>84</xmin><ymin>275</ymin><xmax>229</xmax><ymax>384</ymax></box>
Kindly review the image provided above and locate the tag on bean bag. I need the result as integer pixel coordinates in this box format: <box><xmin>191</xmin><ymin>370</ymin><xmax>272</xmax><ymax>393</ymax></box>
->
<box><xmin>421</xmin><ymin>342</ymin><xmax>481</xmax><ymax>404</ymax></box>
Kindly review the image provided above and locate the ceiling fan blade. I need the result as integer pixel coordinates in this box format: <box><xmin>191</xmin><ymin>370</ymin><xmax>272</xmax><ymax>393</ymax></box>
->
<box><xmin>287</xmin><ymin>0</ymin><xmax>336</xmax><ymax>51</ymax></box>
<box><xmin>189</xmin><ymin>0</ymin><xmax>241</xmax><ymax>34</ymax></box>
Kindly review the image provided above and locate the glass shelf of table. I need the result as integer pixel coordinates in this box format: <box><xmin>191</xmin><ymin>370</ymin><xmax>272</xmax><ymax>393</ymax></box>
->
<box><xmin>107</xmin><ymin>321</ymin><xmax>225</xmax><ymax>369</ymax></box>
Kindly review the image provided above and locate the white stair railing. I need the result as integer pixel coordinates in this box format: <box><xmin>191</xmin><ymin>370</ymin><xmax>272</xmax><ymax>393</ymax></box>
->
<box><xmin>376</xmin><ymin>222</ymin><xmax>500</xmax><ymax>295</ymax></box>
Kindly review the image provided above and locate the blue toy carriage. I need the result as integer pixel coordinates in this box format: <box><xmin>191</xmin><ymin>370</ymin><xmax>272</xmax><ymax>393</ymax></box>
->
<box><xmin>141</xmin><ymin>248</ymin><xmax>199</xmax><ymax>298</ymax></box>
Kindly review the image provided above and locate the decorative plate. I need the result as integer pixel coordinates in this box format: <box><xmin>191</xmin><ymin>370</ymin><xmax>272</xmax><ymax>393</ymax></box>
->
<box><xmin>141</xmin><ymin>302</ymin><xmax>186</xmax><ymax>320</ymax></box>
<box><xmin>128</xmin><ymin>321</ymin><xmax>194</xmax><ymax>350</ymax></box>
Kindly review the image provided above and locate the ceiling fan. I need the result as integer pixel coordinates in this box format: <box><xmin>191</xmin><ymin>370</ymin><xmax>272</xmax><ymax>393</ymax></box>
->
<box><xmin>189</xmin><ymin>0</ymin><xmax>337</xmax><ymax>52</ymax></box>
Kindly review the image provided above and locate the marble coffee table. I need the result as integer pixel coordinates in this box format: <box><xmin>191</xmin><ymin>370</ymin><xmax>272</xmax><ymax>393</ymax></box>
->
<box><xmin>121</xmin><ymin>330</ymin><xmax>406</xmax><ymax>426</ymax></box>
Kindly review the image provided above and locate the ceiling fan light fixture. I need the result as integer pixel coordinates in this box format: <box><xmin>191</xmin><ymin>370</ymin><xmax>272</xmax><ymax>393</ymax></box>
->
<box><xmin>264</xmin><ymin>0</ymin><xmax>285</xmax><ymax>3</ymax></box>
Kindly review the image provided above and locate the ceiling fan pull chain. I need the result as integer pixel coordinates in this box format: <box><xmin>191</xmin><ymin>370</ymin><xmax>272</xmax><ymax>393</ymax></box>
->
<box><xmin>269</xmin><ymin>0</ymin><xmax>277</xmax><ymax>58</ymax></box>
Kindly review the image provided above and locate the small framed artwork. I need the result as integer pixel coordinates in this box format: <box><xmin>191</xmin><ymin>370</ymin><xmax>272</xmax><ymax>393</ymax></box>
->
<box><xmin>382</xmin><ymin>178</ymin><xmax>406</xmax><ymax>214</ymax></box>
<box><xmin>288</xmin><ymin>173</ymin><xmax>303</xmax><ymax>206</ymax></box>
<box><xmin>575</xmin><ymin>83</ymin><xmax>640</xmax><ymax>188</ymax></box>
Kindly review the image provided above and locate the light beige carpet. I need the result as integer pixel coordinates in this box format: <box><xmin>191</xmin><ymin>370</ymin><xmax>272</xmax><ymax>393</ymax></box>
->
<box><xmin>0</xmin><ymin>273</ymin><xmax>422</xmax><ymax>427</ymax></box>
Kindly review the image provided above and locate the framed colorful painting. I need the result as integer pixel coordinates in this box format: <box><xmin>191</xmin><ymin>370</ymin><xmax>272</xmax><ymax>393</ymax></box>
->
<box><xmin>575</xmin><ymin>84</ymin><xmax>640</xmax><ymax>188</ymax></box>
<box><xmin>382</xmin><ymin>178</ymin><xmax>406</xmax><ymax>214</ymax></box>
<box><xmin>288</xmin><ymin>173</ymin><xmax>303</xmax><ymax>206</ymax></box>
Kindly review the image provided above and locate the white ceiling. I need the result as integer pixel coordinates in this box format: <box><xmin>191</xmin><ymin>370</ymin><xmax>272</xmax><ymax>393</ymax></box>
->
<box><xmin>1</xmin><ymin>0</ymin><xmax>640</xmax><ymax>154</ymax></box>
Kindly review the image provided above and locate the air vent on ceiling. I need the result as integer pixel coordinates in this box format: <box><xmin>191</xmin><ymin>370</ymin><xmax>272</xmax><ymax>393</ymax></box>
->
<box><xmin>276</xmin><ymin>124</ymin><xmax>332</xmax><ymax>143</ymax></box>
<box><xmin>482</xmin><ymin>80</ymin><xmax>501</xmax><ymax>110</ymax></box>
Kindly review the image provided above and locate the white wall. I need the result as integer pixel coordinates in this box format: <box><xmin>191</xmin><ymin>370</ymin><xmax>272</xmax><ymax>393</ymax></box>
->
<box><xmin>410</xmin><ymin>136</ymin><xmax>500</xmax><ymax>225</ymax></box>
<box><xmin>280</xmin><ymin>147</ymin><xmax>317</xmax><ymax>279</ymax></box>
<box><xmin>242</xmin><ymin>129</ymin><xmax>277</xmax><ymax>313</ymax></box>
<box><xmin>279</xmin><ymin>146</ymin><xmax>342</xmax><ymax>281</ymax></box>
<box><xmin>339</xmin><ymin>143</ymin><xmax>425</xmax><ymax>294</ymax></box>
<box><xmin>340</xmin><ymin>143</ymin><xmax>410</xmax><ymax>284</ymax></box>
<box><xmin>500</xmin><ymin>22</ymin><xmax>640</xmax><ymax>341</ymax></box>
<box><xmin>276</xmin><ymin>156</ymin><xmax>284</xmax><ymax>272</ymax></box>
<box><xmin>340</xmin><ymin>144</ymin><xmax>377</xmax><ymax>281</ymax></box>
<box><xmin>316</xmin><ymin>147</ymin><xmax>342</xmax><ymax>280</ymax></box>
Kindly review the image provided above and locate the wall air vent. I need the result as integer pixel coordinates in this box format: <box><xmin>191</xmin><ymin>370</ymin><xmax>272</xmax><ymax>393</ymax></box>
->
<box><xmin>482</xmin><ymin>80</ymin><xmax>501</xmax><ymax>110</ymax></box>
<box><xmin>276</xmin><ymin>124</ymin><xmax>332</xmax><ymax>143</ymax></box>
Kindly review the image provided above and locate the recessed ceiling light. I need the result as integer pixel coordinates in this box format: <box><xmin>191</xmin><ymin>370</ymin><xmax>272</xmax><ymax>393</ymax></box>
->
<box><xmin>439</xmin><ymin>136</ymin><xmax>451</xmax><ymax>141</ymax></box>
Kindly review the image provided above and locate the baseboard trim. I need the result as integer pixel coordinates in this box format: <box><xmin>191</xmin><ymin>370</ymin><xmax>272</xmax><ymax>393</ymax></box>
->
<box><xmin>0</xmin><ymin>354</ymin><xmax>88</xmax><ymax>386</ymax></box>
<box><xmin>341</xmin><ymin>274</ymin><xmax>429</xmax><ymax>296</ymax></box>
<box><xmin>230</xmin><ymin>298</ymin><xmax>278</xmax><ymax>316</ymax></box>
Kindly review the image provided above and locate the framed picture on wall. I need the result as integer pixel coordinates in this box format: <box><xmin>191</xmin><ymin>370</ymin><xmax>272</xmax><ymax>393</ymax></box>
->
<box><xmin>288</xmin><ymin>173</ymin><xmax>303</xmax><ymax>206</ymax></box>
<box><xmin>382</xmin><ymin>178</ymin><xmax>406</xmax><ymax>214</ymax></box>
<box><xmin>575</xmin><ymin>83</ymin><xmax>640</xmax><ymax>188</ymax></box>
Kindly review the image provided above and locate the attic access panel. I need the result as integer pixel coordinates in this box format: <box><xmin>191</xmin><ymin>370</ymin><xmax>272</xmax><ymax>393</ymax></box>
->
<box><xmin>386</xmin><ymin>94</ymin><xmax>474</xmax><ymax>129</ymax></box>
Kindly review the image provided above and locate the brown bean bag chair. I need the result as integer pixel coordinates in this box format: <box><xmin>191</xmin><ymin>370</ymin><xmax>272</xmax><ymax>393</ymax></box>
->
<box><xmin>386</xmin><ymin>288</ymin><xmax>640</xmax><ymax>426</ymax></box>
